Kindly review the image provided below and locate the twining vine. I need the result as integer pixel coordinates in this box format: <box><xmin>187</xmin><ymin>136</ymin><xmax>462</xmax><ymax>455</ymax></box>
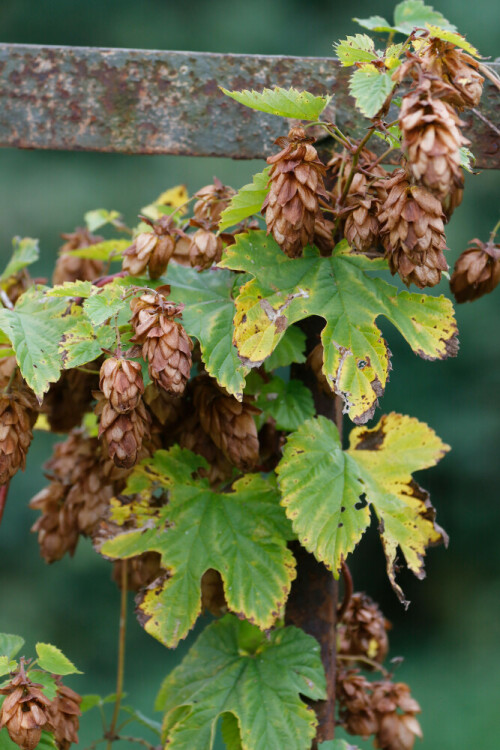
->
<box><xmin>0</xmin><ymin>3</ymin><xmax>499</xmax><ymax>750</ymax></box>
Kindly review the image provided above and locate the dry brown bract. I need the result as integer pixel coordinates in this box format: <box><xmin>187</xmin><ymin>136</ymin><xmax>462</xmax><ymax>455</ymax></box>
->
<box><xmin>338</xmin><ymin>592</ymin><xmax>390</xmax><ymax>665</ymax></box>
<box><xmin>188</xmin><ymin>225</ymin><xmax>224</xmax><ymax>270</ymax></box>
<box><xmin>52</xmin><ymin>227</ymin><xmax>104</xmax><ymax>285</ymax></box>
<box><xmin>420</xmin><ymin>39</ymin><xmax>484</xmax><ymax>109</ymax></box>
<box><xmin>262</xmin><ymin>126</ymin><xmax>328</xmax><ymax>257</ymax></box>
<box><xmin>378</xmin><ymin>169</ymin><xmax>448</xmax><ymax>288</ymax></box>
<box><xmin>46</xmin><ymin>678</ymin><xmax>82</xmax><ymax>750</ymax></box>
<box><xmin>122</xmin><ymin>216</ymin><xmax>182</xmax><ymax>279</ymax></box>
<box><xmin>0</xmin><ymin>383</ymin><xmax>38</xmax><ymax>484</ymax></box>
<box><xmin>372</xmin><ymin>681</ymin><xmax>422</xmax><ymax>750</ymax></box>
<box><xmin>130</xmin><ymin>291</ymin><xmax>192</xmax><ymax>396</ymax></box>
<box><xmin>99</xmin><ymin>357</ymin><xmax>144</xmax><ymax>413</ymax></box>
<box><xmin>450</xmin><ymin>238</ymin><xmax>500</xmax><ymax>302</ymax></box>
<box><xmin>193</xmin><ymin>178</ymin><xmax>235</xmax><ymax>225</ymax></box>
<box><xmin>337</xmin><ymin>670</ymin><xmax>379</xmax><ymax>739</ymax></box>
<box><xmin>0</xmin><ymin>667</ymin><xmax>52</xmax><ymax>750</ymax></box>
<box><xmin>96</xmin><ymin>393</ymin><xmax>150</xmax><ymax>469</ymax></box>
<box><xmin>43</xmin><ymin>368</ymin><xmax>98</xmax><ymax>433</ymax></box>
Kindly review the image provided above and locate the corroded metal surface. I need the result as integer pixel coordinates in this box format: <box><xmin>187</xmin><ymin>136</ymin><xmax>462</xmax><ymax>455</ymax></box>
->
<box><xmin>0</xmin><ymin>44</ymin><xmax>498</xmax><ymax>165</ymax></box>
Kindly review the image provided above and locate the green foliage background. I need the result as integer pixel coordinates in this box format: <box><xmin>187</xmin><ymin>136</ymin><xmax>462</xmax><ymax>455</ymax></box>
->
<box><xmin>0</xmin><ymin>1</ymin><xmax>499</xmax><ymax>747</ymax></box>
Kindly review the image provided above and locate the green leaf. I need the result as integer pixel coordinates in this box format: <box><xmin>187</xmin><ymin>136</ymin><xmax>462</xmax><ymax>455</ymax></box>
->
<box><xmin>156</xmin><ymin>616</ymin><xmax>326</xmax><ymax>750</ymax></box>
<box><xmin>220</xmin><ymin>232</ymin><xmax>458</xmax><ymax>424</ymax></box>
<box><xmin>220</xmin><ymin>713</ymin><xmax>243</xmax><ymax>750</ymax></box>
<box><xmin>26</xmin><ymin>671</ymin><xmax>58</xmax><ymax>700</ymax></box>
<box><xmin>349</xmin><ymin>65</ymin><xmax>395</xmax><ymax>119</ymax></box>
<box><xmin>166</xmin><ymin>264</ymin><xmax>247</xmax><ymax>399</ymax></box>
<box><xmin>121</xmin><ymin>707</ymin><xmax>162</xmax><ymax>737</ymax></box>
<box><xmin>393</xmin><ymin>1</ymin><xmax>456</xmax><ymax>34</ymax></box>
<box><xmin>36</xmin><ymin>731</ymin><xmax>58</xmax><ymax>750</ymax></box>
<box><xmin>220</xmin><ymin>87</ymin><xmax>331</xmax><ymax>121</ymax></box>
<box><xmin>60</xmin><ymin>318</ymin><xmax>116</xmax><ymax>369</ymax></box>
<box><xmin>0</xmin><ymin>238</ymin><xmax>39</xmax><ymax>283</ymax></box>
<box><xmin>83</xmin><ymin>281</ymin><xmax>127</xmax><ymax>325</ymax></box>
<box><xmin>335</xmin><ymin>35</ymin><xmax>377</xmax><ymax>66</ymax></box>
<box><xmin>46</xmin><ymin>280</ymin><xmax>95</xmax><ymax>298</ymax></box>
<box><xmin>277</xmin><ymin>413</ymin><xmax>448</xmax><ymax>604</ymax></box>
<box><xmin>80</xmin><ymin>694</ymin><xmax>102</xmax><ymax>713</ymax></box>
<box><xmin>218</xmin><ymin>168</ymin><xmax>270</xmax><ymax>231</ymax></box>
<box><xmin>353</xmin><ymin>15</ymin><xmax>395</xmax><ymax>33</ymax></box>
<box><xmin>263</xmin><ymin>325</ymin><xmax>306</xmax><ymax>372</ymax></box>
<box><xmin>35</xmin><ymin>643</ymin><xmax>82</xmax><ymax>675</ymax></box>
<box><xmin>374</xmin><ymin>124</ymin><xmax>402</xmax><ymax>149</ymax></box>
<box><xmin>459</xmin><ymin>146</ymin><xmax>476</xmax><ymax>173</ymax></box>
<box><xmin>67</xmin><ymin>239</ymin><xmax>130</xmax><ymax>261</ymax></box>
<box><xmin>0</xmin><ymin>289</ymin><xmax>75</xmax><ymax>399</ymax></box>
<box><xmin>0</xmin><ymin>729</ymin><xmax>17</xmax><ymax>750</ymax></box>
<box><xmin>255</xmin><ymin>378</ymin><xmax>315</xmax><ymax>431</ymax></box>
<box><xmin>0</xmin><ymin>657</ymin><xmax>16</xmax><ymax>677</ymax></box>
<box><xmin>319</xmin><ymin>742</ymin><xmax>360</xmax><ymax>750</ymax></box>
<box><xmin>425</xmin><ymin>25</ymin><xmax>479</xmax><ymax>56</ymax></box>
<box><xmin>0</xmin><ymin>634</ymin><xmax>24</xmax><ymax>660</ymax></box>
<box><xmin>101</xmin><ymin>446</ymin><xmax>295</xmax><ymax>647</ymax></box>
<box><xmin>84</xmin><ymin>208</ymin><xmax>123</xmax><ymax>232</ymax></box>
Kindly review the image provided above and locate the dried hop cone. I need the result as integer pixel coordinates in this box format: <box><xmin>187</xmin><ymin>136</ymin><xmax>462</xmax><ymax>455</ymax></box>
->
<box><xmin>378</xmin><ymin>169</ymin><xmax>448</xmax><ymax>288</ymax></box>
<box><xmin>0</xmin><ymin>382</ymin><xmax>38</xmax><ymax>484</ymax></box>
<box><xmin>262</xmin><ymin>126</ymin><xmax>328</xmax><ymax>258</ymax></box>
<box><xmin>30</xmin><ymin>480</ymin><xmax>80</xmax><ymax>563</ymax></box>
<box><xmin>46</xmin><ymin>678</ymin><xmax>82</xmax><ymax>750</ymax></box>
<box><xmin>113</xmin><ymin>552</ymin><xmax>163</xmax><ymax>592</ymax></box>
<box><xmin>193</xmin><ymin>376</ymin><xmax>259</xmax><ymax>472</ymax></box>
<box><xmin>130</xmin><ymin>291</ymin><xmax>192</xmax><ymax>396</ymax></box>
<box><xmin>96</xmin><ymin>393</ymin><xmax>150</xmax><ymax>469</ymax></box>
<box><xmin>99</xmin><ymin>357</ymin><xmax>144</xmax><ymax>413</ymax></box>
<box><xmin>450</xmin><ymin>238</ymin><xmax>500</xmax><ymax>303</ymax></box>
<box><xmin>52</xmin><ymin>227</ymin><xmax>104</xmax><ymax>285</ymax></box>
<box><xmin>338</xmin><ymin>593</ymin><xmax>390</xmax><ymax>665</ymax></box>
<box><xmin>372</xmin><ymin>681</ymin><xmax>422</xmax><ymax>750</ymax></box>
<box><xmin>188</xmin><ymin>225</ymin><xmax>224</xmax><ymax>270</ymax></box>
<box><xmin>123</xmin><ymin>216</ymin><xmax>180</xmax><ymax>279</ymax></box>
<box><xmin>337</xmin><ymin>669</ymin><xmax>379</xmax><ymax>739</ymax></box>
<box><xmin>421</xmin><ymin>39</ymin><xmax>484</xmax><ymax>109</ymax></box>
<box><xmin>400</xmin><ymin>83</ymin><xmax>467</xmax><ymax>199</ymax></box>
<box><xmin>193</xmin><ymin>177</ymin><xmax>235</xmax><ymax>224</ymax></box>
<box><xmin>42</xmin><ymin>367</ymin><xmax>98</xmax><ymax>433</ymax></box>
<box><xmin>179</xmin><ymin>412</ymin><xmax>234</xmax><ymax>486</ymax></box>
<box><xmin>0</xmin><ymin>665</ymin><xmax>52</xmax><ymax>750</ymax></box>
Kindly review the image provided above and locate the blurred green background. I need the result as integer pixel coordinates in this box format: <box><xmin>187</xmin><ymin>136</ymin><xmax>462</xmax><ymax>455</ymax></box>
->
<box><xmin>1</xmin><ymin>1</ymin><xmax>499</xmax><ymax>748</ymax></box>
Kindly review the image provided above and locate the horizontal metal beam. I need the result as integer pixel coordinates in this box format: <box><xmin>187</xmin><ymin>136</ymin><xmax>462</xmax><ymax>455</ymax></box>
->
<box><xmin>0</xmin><ymin>44</ymin><xmax>498</xmax><ymax>166</ymax></box>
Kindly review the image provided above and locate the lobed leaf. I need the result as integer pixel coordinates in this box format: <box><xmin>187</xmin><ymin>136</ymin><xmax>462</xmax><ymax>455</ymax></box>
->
<box><xmin>156</xmin><ymin>615</ymin><xmax>326</xmax><ymax>750</ymax></box>
<box><xmin>0</xmin><ymin>657</ymin><xmax>17</xmax><ymax>677</ymax></box>
<box><xmin>425</xmin><ymin>25</ymin><xmax>479</xmax><ymax>56</ymax></box>
<box><xmin>335</xmin><ymin>35</ymin><xmax>377</xmax><ymax>66</ymax></box>
<box><xmin>60</xmin><ymin>318</ymin><xmax>115</xmax><ymax>369</ymax></box>
<box><xmin>67</xmin><ymin>239</ymin><xmax>130</xmax><ymax>261</ymax></box>
<box><xmin>141</xmin><ymin>185</ymin><xmax>189</xmax><ymax>222</ymax></box>
<box><xmin>83</xmin><ymin>281</ymin><xmax>127</xmax><ymax>326</ymax></box>
<box><xmin>353</xmin><ymin>16</ymin><xmax>395</xmax><ymax>33</ymax></box>
<box><xmin>349</xmin><ymin>65</ymin><xmax>395</xmax><ymax>119</ymax></box>
<box><xmin>255</xmin><ymin>378</ymin><xmax>315</xmax><ymax>431</ymax></box>
<box><xmin>277</xmin><ymin>413</ymin><xmax>448</xmax><ymax>604</ymax></box>
<box><xmin>393</xmin><ymin>1</ymin><xmax>456</xmax><ymax>34</ymax></box>
<box><xmin>35</xmin><ymin>643</ymin><xmax>82</xmax><ymax>675</ymax></box>
<box><xmin>84</xmin><ymin>208</ymin><xmax>123</xmax><ymax>232</ymax></box>
<box><xmin>101</xmin><ymin>447</ymin><xmax>295</xmax><ymax>647</ymax></box>
<box><xmin>218</xmin><ymin>168</ymin><xmax>269</xmax><ymax>231</ymax></box>
<box><xmin>263</xmin><ymin>324</ymin><xmax>306</xmax><ymax>372</ymax></box>
<box><xmin>0</xmin><ymin>634</ymin><xmax>24</xmax><ymax>660</ymax></box>
<box><xmin>220</xmin><ymin>232</ymin><xmax>458</xmax><ymax>424</ymax></box>
<box><xmin>220</xmin><ymin>86</ymin><xmax>331</xmax><ymax>121</ymax></box>
<box><xmin>0</xmin><ymin>238</ymin><xmax>39</xmax><ymax>283</ymax></box>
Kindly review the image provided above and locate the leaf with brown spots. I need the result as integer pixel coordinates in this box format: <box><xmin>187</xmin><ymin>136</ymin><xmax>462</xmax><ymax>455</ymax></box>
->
<box><xmin>101</xmin><ymin>446</ymin><xmax>295</xmax><ymax>647</ymax></box>
<box><xmin>277</xmin><ymin>413</ymin><xmax>448</xmax><ymax>604</ymax></box>
<box><xmin>220</xmin><ymin>231</ymin><xmax>458</xmax><ymax>424</ymax></box>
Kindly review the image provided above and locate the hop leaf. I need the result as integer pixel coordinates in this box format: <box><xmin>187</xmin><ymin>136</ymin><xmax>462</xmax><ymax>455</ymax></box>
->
<box><xmin>0</xmin><ymin>634</ymin><xmax>25</xmax><ymax>660</ymax></box>
<box><xmin>425</xmin><ymin>25</ymin><xmax>479</xmax><ymax>56</ymax></box>
<box><xmin>349</xmin><ymin>65</ymin><xmax>395</xmax><ymax>119</ymax></box>
<box><xmin>354</xmin><ymin>1</ymin><xmax>456</xmax><ymax>35</ymax></box>
<box><xmin>67</xmin><ymin>239</ymin><xmax>129</xmax><ymax>261</ymax></box>
<box><xmin>84</xmin><ymin>208</ymin><xmax>123</xmax><ymax>232</ymax></box>
<box><xmin>277</xmin><ymin>413</ymin><xmax>449</xmax><ymax>604</ymax></box>
<box><xmin>218</xmin><ymin>168</ymin><xmax>270</xmax><ymax>231</ymax></box>
<box><xmin>155</xmin><ymin>615</ymin><xmax>326</xmax><ymax>750</ymax></box>
<box><xmin>335</xmin><ymin>35</ymin><xmax>377</xmax><ymax>66</ymax></box>
<box><xmin>255</xmin><ymin>377</ymin><xmax>315</xmax><ymax>431</ymax></box>
<box><xmin>220</xmin><ymin>86</ymin><xmax>331</xmax><ymax>121</ymax></box>
<box><xmin>219</xmin><ymin>232</ymin><xmax>458</xmax><ymax>424</ymax></box>
<box><xmin>101</xmin><ymin>447</ymin><xmax>295</xmax><ymax>647</ymax></box>
<box><xmin>263</xmin><ymin>325</ymin><xmax>306</xmax><ymax>372</ymax></box>
<box><xmin>0</xmin><ymin>238</ymin><xmax>39</xmax><ymax>283</ymax></box>
<box><xmin>35</xmin><ymin>643</ymin><xmax>82</xmax><ymax>675</ymax></box>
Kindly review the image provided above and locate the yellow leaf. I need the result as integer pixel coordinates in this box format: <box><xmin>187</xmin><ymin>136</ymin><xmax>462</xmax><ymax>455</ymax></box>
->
<box><xmin>141</xmin><ymin>185</ymin><xmax>189</xmax><ymax>221</ymax></box>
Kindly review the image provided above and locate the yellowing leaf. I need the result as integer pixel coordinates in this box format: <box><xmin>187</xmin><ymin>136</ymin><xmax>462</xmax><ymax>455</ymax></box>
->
<box><xmin>141</xmin><ymin>185</ymin><xmax>189</xmax><ymax>221</ymax></box>
<box><xmin>335</xmin><ymin>35</ymin><xmax>377</xmax><ymax>66</ymax></box>
<box><xmin>101</xmin><ymin>447</ymin><xmax>295</xmax><ymax>647</ymax></box>
<box><xmin>277</xmin><ymin>413</ymin><xmax>448</xmax><ymax>604</ymax></box>
<box><xmin>156</xmin><ymin>616</ymin><xmax>325</xmax><ymax>750</ymax></box>
<box><xmin>220</xmin><ymin>232</ymin><xmax>458</xmax><ymax>424</ymax></box>
<box><xmin>425</xmin><ymin>25</ymin><xmax>480</xmax><ymax>56</ymax></box>
<box><xmin>0</xmin><ymin>237</ymin><xmax>39</xmax><ymax>283</ymax></box>
<box><xmin>220</xmin><ymin>87</ymin><xmax>331</xmax><ymax>121</ymax></box>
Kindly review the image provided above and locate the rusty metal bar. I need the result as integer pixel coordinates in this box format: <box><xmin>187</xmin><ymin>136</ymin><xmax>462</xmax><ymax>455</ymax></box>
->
<box><xmin>0</xmin><ymin>44</ymin><xmax>498</xmax><ymax>166</ymax></box>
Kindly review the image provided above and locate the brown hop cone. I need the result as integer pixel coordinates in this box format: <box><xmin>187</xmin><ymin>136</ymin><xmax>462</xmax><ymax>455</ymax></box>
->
<box><xmin>0</xmin><ymin>346</ymin><xmax>17</xmax><ymax>382</ymax></box>
<box><xmin>262</xmin><ymin>126</ymin><xmax>328</xmax><ymax>258</ymax></box>
<box><xmin>143</xmin><ymin>383</ymin><xmax>185</xmax><ymax>429</ymax></box>
<box><xmin>0</xmin><ymin>383</ymin><xmax>38</xmax><ymax>484</ymax></box>
<box><xmin>0</xmin><ymin>665</ymin><xmax>52</xmax><ymax>750</ymax></box>
<box><xmin>99</xmin><ymin>357</ymin><xmax>144</xmax><ymax>413</ymax></box>
<box><xmin>400</xmin><ymin>84</ymin><xmax>467</xmax><ymax>199</ymax></box>
<box><xmin>42</xmin><ymin>368</ymin><xmax>98</xmax><ymax>433</ymax></box>
<box><xmin>450</xmin><ymin>238</ymin><xmax>500</xmax><ymax>303</ymax></box>
<box><xmin>3</xmin><ymin>270</ymin><xmax>32</xmax><ymax>306</ymax></box>
<box><xmin>344</xmin><ymin>172</ymin><xmax>382</xmax><ymax>252</ymax></box>
<box><xmin>201</xmin><ymin>568</ymin><xmax>228</xmax><ymax>617</ymax></box>
<box><xmin>378</xmin><ymin>169</ymin><xmax>448</xmax><ymax>288</ymax></box>
<box><xmin>123</xmin><ymin>216</ymin><xmax>181</xmax><ymax>279</ymax></box>
<box><xmin>193</xmin><ymin>376</ymin><xmax>259</xmax><ymax>472</ymax></box>
<box><xmin>307</xmin><ymin>343</ymin><xmax>333</xmax><ymax>395</ymax></box>
<box><xmin>130</xmin><ymin>291</ymin><xmax>192</xmax><ymax>396</ymax></box>
<box><xmin>338</xmin><ymin>593</ymin><xmax>390</xmax><ymax>665</ymax></box>
<box><xmin>193</xmin><ymin>178</ymin><xmax>235</xmax><ymax>224</ymax></box>
<box><xmin>113</xmin><ymin>552</ymin><xmax>163</xmax><ymax>592</ymax></box>
<box><xmin>52</xmin><ymin>227</ymin><xmax>104</xmax><ymax>285</ymax></box>
<box><xmin>419</xmin><ymin>39</ymin><xmax>484</xmax><ymax>109</ymax></box>
<box><xmin>372</xmin><ymin>681</ymin><xmax>422</xmax><ymax>750</ymax></box>
<box><xmin>46</xmin><ymin>678</ymin><xmax>82</xmax><ymax>750</ymax></box>
<box><xmin>95</xmin><ymin>393</ymin><xmax>150</xmax><ymax>469</ymax></box>
<box><xmin>30</xmin><ymin>482</ymin><xmax>80</xmax><ymax>562</ymax></box>
<box><xmin>179</xmin><ymin>412</ymin><xmax>234</xmax><ymax>486</ymax></box>
<box><xmin>337</xmin><ymin>669</ymin><xmax>378</xmax><ymax>739</ymax></box>
<box><xmin>188</xmin><ymin>226</ymin><xmax>224</xmax><ymax>270</ymax></box>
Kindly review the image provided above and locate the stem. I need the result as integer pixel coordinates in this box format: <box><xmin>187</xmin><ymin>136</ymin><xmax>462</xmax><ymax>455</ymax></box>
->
<box><xmin>2</xmin><ymin>369</ymin><xmax>17</xmax><ymax>395</ymax></box>
<box><xmin>337</xmin><ymin>653</ymin><xmax>391</xmax><ymax>678</ymax></box>
<box><xmin>478</xmin><ymin>62</ymin><xmax>500</xmax><ymax>91</ymax></box>
<box><xmin>489</xmin><ymin>219</ymin><xmax>500</xmax><ymax>243</ymax></box>
<box><xmin>337</xmin><ymin>561</ymin><xmax>353</xmax><ymax>622</ymax></box>
<box><xmin>471</xmin><ymin>108</ymin><xmax>500</xmax><ymax>138</ymax></box>
<box><xmin>106</xmin><ymin>561</ymin><xmax>128</xmax><ymax>750</ymax></box>
<box><xmin>76</xmin><ymin>366</ymin><xmax>101</xmax><ymax>375</ymax></box>
<box><xmin>0</xmin><ymin>483</ymin><xmax>10</xmax><ymax>528</ymax></box>
<box><xmin>0</xmin><ymin>290</ymin><xmax>14</xmax><ymax>310</ymax></box>
<box><xmin>117</xmin><ymin>737</ymin><xmax>156</xmax><ymax>750</ymax></box>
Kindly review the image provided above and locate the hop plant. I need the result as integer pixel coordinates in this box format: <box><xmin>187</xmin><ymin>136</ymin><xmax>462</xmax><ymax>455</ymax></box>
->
<box><xmin>52</xmin><ymin>227</ymin><xmax>104</xmax><ymax>284</ymax></box>
<box><xmin>0</xmin><ymin>665</ymin><xmax>52</xmax><ymax>750</ymax></box>
<box><xmin>450</xmin><ymin>237</ymin><xmax>500</xmax><ymax>302</ymax></box>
